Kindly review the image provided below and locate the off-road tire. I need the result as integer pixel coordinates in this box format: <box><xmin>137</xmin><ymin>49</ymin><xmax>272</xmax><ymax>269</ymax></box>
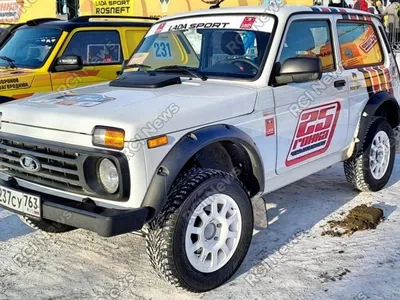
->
<box><xmin>146</xmin><ymin>168</ymin><xmax>253</xmax><ymax>292</ymax></box>
<box><xmin>20</xmin><ymin>216</ymin><xmax>75</xmax><ymax>233</ymax></box>
<box><xmin>344</xmin><ymin>117</ymin><xmax>395</xmax><ymax>192</ymax></box>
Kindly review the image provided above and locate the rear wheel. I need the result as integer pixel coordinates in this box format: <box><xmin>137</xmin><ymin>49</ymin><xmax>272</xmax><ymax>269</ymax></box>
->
<box><xmin>20</xmin><ymin>216</ymin><xmax>75</xmax><ymax>233</ymax></box>
<box><xmin>344</xmin><ymin>117</ymin><xmax>395</xmax><ymax>192</ymax></box>
<box><xmin>146</xmin><ymin>168</ymin><xmax>253</xmax><ymax>292</ymax></box>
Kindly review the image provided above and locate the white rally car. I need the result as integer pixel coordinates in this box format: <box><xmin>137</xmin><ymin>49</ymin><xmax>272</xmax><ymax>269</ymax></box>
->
<box><xmin>0</xmin><ymin>4</ymin><xmax>399</xmax><ymax>292</ymax></box>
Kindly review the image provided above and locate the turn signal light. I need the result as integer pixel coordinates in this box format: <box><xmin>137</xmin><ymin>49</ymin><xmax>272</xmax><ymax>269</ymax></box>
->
<box><xmin>147</xmin><ymin>135</ymin><xmax>168</xmax><ymax>149</ymax></box>
<box><xmin>93</xmin><ymin>127</ymin><xmax>125</xmax><ymax>150</ymax></box>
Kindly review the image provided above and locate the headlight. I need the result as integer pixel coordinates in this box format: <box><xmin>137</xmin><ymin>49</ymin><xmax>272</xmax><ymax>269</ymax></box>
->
<box><xmin>97</xmin><ymin>158</ymin><xmax>119</xmax><ymax>194</ymax></box>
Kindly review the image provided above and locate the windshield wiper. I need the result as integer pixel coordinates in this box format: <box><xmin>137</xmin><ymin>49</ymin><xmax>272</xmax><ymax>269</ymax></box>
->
<box><xmin>154</xmin><ymin>65</ymin><xmax>207</xmax><ymax>81</ymax></box>
<box><xmin>0</xmin><ymin>56</ymin><xmax>16</xmax><ymax>69</ymax></box>
<box><xmin>124</xmin><ymin>63</ymin><xmax>153</xmax><ymax>76</ymax></box>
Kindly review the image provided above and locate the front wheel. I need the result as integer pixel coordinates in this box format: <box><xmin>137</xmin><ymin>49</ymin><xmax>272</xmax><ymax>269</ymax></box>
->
<box><xmin>146</xmin><ymin>169</ymin><xmax>253</xmax><ymax>292</ymax></box>
<box><xmin>344</xmin><ymin>117</ymin><xmax>396</xmax><ymax>192</ymax></box>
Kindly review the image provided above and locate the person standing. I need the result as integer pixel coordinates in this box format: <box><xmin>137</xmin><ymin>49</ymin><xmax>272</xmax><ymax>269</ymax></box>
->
<box><xmin>375</xmin><ymin>0</ymin><xmax>384</xmax><ymax>13</ymax></box>
<box><xmin>367</xmin><ymin>0</ymin><xmax>379</xmax><ymax>13</ymax></box>
<box><xmin>381</xmin><ymin>0</ymin><xmax>400</xmax><ymax>46</ymax></box>
<box><xmin>353</xmin><ymin>0</ymin><xmax>369</xmax><ymax>11</ymax></box>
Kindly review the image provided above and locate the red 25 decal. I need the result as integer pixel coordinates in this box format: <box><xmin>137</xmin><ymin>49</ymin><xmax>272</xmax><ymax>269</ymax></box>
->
<box><xmin>286</xmin><ymin>102</ymin><xmax>341</xmax><ymax>167</ymax></box>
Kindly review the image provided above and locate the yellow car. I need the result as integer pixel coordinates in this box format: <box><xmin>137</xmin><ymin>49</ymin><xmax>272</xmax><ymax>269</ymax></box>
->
<box><xmin>0</xmin><ymin>16</ymin><xmax>155</xmax><ymax>101</ymax></box>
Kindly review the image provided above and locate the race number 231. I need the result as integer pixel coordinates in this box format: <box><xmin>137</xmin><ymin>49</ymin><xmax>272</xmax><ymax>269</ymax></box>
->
<box><xmin>153</xmin><ymin>41</ymin><xmax>172</xmax><ymax>59</ymax></box>
<box><xmin>286</xmin><ymin>102</ymin><xmax>341</xmax><ymax>167</ymax></box>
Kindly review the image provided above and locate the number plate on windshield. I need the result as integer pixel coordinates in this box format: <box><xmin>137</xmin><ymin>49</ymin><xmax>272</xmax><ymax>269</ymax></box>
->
<box><xmin>0</xmin><ymin>185</ymin><xmax>41</xmax><ymax>217</ymax></box>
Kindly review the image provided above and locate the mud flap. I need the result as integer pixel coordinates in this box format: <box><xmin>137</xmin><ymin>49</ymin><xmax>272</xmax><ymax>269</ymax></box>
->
<box><xmin>252</xmin><ymin>196</ymin><xmax>268</xmax><ymax>231</ymax></box>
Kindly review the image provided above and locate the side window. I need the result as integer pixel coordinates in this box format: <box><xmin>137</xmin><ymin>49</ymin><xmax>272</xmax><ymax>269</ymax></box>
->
<box><xmin>337</xmin><ymin>22</ymin><xmax>383</xmax><ymax>69</ymax></box>
<box><xmin>63</xmin><ymin>31</ymin><xmax>122</xmax><ymax>65</ymax></box>
<box><xmin>279</xmin><ymin>20</ymin><xmax>335</xmax><ymax>72</ymax></box>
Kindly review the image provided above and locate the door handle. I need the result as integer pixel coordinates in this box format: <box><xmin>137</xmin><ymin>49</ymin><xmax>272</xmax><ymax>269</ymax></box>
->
<box><xmin>334</xmin><ymin>80</ymin><xmax>346</xmax><ymax>88</ymax></box>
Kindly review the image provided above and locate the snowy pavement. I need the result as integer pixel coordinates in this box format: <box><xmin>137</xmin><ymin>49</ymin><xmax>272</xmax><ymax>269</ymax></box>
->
<box><xmin>1</xmin><ymin>157</ymin><xmax>400</xmax><ymax>300</ymax></box>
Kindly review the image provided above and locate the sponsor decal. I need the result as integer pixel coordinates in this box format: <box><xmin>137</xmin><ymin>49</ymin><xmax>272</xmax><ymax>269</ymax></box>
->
<box><xmin>240</xmin><ymin>16</ymin><xmax>256</xmax><ymax>29</ymax></box>
<box><xmin>168</xmin><ymin>22</ymin><xmax>230</xmax><ymax>31</ymax></box>
<box><xmin>265</xmin><ymin>117</ymin><xmax>275</xmax><ymax>136</ymax></box>
<box><xmin>29</xmin><ymin>94</ymin><xmax>116</xmax><ymax>107</ymax></box>
<box><xmin>128</xmin><ymin>52</ymin><xmax>150</xmax><ymax>65</ymax></box>
<box><xmin>93</xmin><ymin>0</ymin><xmax>131</xmax><ymax>15</ymax></box>
<box><xmin>359</xmin><ymin>33</ymin><xmax>377</xmax><ymax>54</ymax></box>
<box><xmin>350</xmin><ymin>72</ymin><xmax>361</xmax><ymax>91</ymax></box>
<box><xmin>155</xmin><ymin>23</ymin><xmax>166</xmax><ymax>34</ymax></box>
<box><xmin>0</xmin><ymin>0</ymin><xmax>24</xmax><ymax>23</ymax></box>
<box><xmin>0</xmin><ymin>77</ymin><xmax>30</xmax><ymax>90</ymax></box>
<box><xmin>286</xmin><ymin>102</ymin><xmax>341</xmax><ymax>167</ymax></box>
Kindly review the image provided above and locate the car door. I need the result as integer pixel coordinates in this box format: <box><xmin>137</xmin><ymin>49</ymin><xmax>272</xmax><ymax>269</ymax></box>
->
<box><xmin>273</xmin><ymin>15</ymin><xmax>350</xmax><ymax>175</ymax></box>
<box><xmin>50</xmin><ymin>28</ymin><xmax>124</xmax><ymax>92</ymax></box>
<box><xmin>333</xmin><ymin>15</ymin><xmax>400</xmax><ymax>146</ymax></box>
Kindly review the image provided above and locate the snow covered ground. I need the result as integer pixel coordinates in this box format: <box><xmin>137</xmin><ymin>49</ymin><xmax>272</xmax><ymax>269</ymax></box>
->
<box><xmin>1</xmin><ymin>156</ymin><xmax>400</xmax><ymax>300</ymax></box>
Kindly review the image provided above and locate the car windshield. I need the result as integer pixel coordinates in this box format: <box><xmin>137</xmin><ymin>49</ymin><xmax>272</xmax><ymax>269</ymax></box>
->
<box><xmin>0</xmin><ymin>28</ymin><xmax>62</xmax><ymax>69</ymax></box>
<box><xmin>126</xmin><ymin>15</ymin><xmax>275</xmax><ymax>79</ymax></box>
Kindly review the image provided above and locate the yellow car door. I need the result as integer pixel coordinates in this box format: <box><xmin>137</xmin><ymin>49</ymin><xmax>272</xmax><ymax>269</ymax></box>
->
<box><xmin>50</xmin><ymin>28</ymin><xmax>127</xmax><ymax>92</ymax></box>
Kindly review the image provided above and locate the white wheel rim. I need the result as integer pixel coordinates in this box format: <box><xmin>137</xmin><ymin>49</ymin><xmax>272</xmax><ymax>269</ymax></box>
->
<box><xmin>185</xmin><ymin>194</ymin><xmax>242</xmax><ymax>273</ymax></box>
<box><xmin>369</xmin><ymin>130</ymin><xmax>391</xmax><ymax>180</ymax></box>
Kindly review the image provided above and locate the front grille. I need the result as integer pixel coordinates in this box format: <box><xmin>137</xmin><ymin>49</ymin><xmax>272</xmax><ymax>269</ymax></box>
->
<box><xmin>0</xmin><ymin>139</ymin><xmax>84</xmax><ymax>193</ymax></box>
<box><xmin>0</xmin><ymin>133</ymin><xmax>130</xmax><ymax>201</ymax></box>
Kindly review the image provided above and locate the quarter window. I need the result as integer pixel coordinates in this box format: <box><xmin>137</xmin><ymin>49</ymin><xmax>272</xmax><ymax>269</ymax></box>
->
<box><xmin>279</xmin><ymin>20</ymin><xmax>335</xmax><ymax>72</ymax></box>
<box><xmin>63</xmin><ymin>31</ymin><xmax>123</xmax><ymax>65</ymax></box>
<box><xmin>337</xmin><ymin>22</ymin><xmax>383</xmax><ymax>68</ymax></box>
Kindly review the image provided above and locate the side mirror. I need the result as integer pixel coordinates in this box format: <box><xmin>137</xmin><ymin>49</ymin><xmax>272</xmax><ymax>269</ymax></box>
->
<box><xmin>274</xmin><ymin>57</ymin><xmax>322</xmax><ymax>85</ymax></box>
<box><xmin>54</xmin><ymin>55</ymin><xmax>83</xmax><ymax>72</ymax></box>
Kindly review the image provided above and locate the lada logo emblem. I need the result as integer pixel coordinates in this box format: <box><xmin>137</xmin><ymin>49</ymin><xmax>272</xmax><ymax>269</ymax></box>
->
<box><xmin>20</xmin><ymin>155</ymin><xmax>41</xmax><ymax>173</ymax></box>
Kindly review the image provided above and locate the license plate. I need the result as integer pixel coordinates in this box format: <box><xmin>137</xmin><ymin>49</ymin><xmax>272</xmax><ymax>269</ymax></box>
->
<box><xmin>0</xmin><ymin>185</ymin><xmax>41</xmax><ymax>217</ymax></box>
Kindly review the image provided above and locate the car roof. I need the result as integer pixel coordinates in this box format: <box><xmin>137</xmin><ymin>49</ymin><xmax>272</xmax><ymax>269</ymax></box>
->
<box><xmin>159</xmin><ymin>5</ymin><xmax>375</xmax><ymax>22</ymax></box>
<box><xmin>16</xmin><ymin>16</ymin><xmax>155</xmax><ymax>32</ymax></box>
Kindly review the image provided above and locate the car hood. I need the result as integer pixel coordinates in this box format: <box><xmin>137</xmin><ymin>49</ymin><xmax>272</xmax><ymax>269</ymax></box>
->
<box><xmin>0</xmin><ymin>80</ymin><xmax>257</xmax><ymax>141</ymax></box>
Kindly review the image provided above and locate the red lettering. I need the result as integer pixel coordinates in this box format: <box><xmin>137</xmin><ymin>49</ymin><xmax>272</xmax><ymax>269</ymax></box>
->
<box><xmin>293</xmin><ymin>138</ymin><xmax>301</xmax><ymax>150</ymax></box>
<box><xmin>297</xmin><ymin>111</ymin><xmax>318</xmax><ymax>137</ymax></box>
<box><xmin>320</xmin><ymin>129</ymin><xmax>329</xmax><ymax>140</ymax></box>
<box><xmin>315</xmin><ymin>106</ymin><xmax>335</xmax><ymax>132</ymax></box>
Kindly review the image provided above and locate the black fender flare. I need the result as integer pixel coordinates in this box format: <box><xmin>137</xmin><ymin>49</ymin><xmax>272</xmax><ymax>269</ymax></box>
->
<box><xmin>355</xmin><ymin>91</ymin><xmax>400</xmax><ymax>152</ymax></box>
<box><xmin>142</xmin><ymin>124</ymin><xmax>265</xmax><ymax>221</ymax></box>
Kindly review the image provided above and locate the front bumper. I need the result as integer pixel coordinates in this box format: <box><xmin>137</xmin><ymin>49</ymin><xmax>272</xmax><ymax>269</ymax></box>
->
<box><xmin>0</xmin><ymin>174</ymin><xmax>149</xmax><ymax>237</ymax></box>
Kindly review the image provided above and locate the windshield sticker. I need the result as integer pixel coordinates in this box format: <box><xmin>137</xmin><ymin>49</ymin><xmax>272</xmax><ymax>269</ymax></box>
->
<box><xmin>153</xmin><ymin>39</ymin><xmax>172</xmax><ymax>59</ymax></box>
<box><xmin>168</xmin><ymin>22</ymin><xmax>230</xmax><ymax>31</ymax></box>
<box><xmin>147</xmin><ymin>15</ymin><xmax>275</xmax><ymax>36</ymax></box>
<box><xmin>128</xmin><ymin>52</ymin><xmax>150</xmax><ymax>65</ymax></box>
<box><xmin>28</xmin><ymin>94</ymin><xmax>116</xmax><ymax>107</ymax></box>
<box><xmin>155</xmin><ymin>23</ymin><xmax>167</xmax><ymax>34</ymax></box>
<box><xmin>240</xmin><ymin>17</ymin><xmax>257</xmax><ymax>29</ymax></box>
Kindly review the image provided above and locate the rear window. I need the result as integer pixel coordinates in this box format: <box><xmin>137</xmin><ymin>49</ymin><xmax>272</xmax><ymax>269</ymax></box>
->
<box><xmin>337</xmin><ymin>22</ymin><xmax>383</xmax><ymax>68</ymax></box>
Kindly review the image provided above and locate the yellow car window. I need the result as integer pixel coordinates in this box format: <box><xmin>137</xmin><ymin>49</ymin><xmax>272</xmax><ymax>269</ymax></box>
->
<box><xmin>0</xmin><ymin>28</ymin><xmax>62</xmax><ymax>69</ymax></box>
<box><xmin>63</xmin><ymin>30</ymin><xmax>123</xmax><ymax>65</ymax></box>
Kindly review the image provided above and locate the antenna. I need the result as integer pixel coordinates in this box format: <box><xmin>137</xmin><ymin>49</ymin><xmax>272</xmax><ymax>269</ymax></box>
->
<box><xmin>210</xmin><ymin>0</ymin><xmax>225</xmax><ymax>9</ymax></box>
